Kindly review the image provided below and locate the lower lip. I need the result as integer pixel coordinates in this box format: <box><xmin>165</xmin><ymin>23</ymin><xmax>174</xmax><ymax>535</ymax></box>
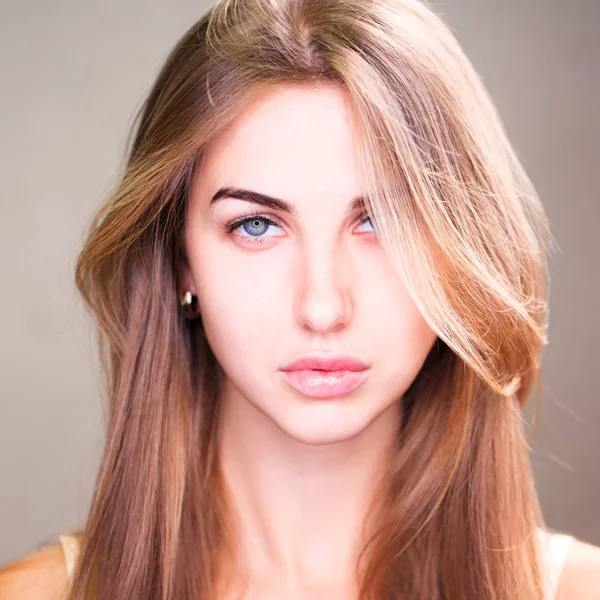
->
<box><xmin>279</xmin><ymin>369</ymin><xmax>369</xmax><ymax>399</ymax></box>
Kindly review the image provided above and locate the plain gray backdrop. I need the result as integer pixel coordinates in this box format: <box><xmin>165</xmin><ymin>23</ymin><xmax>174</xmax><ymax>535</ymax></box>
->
<box><xmin>1</xmin><ymin>0</ymin><xmax>598</xmax><ymax>565</ymax></box>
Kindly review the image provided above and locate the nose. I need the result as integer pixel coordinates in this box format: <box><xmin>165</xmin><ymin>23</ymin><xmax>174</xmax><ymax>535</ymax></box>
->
<box><xmin>294</xmin><ymin>242</ymin><xmax>354</xmax><ymax>335</ymax></box>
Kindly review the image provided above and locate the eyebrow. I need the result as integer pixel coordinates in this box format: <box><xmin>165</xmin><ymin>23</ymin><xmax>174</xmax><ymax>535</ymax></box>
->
<box><xmin>210</xmin><ymin>186</ymin><xmax>368</xmax><ymax>218</ymax></box>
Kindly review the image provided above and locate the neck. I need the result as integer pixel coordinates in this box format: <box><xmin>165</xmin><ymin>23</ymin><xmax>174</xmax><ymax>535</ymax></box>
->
<box><xmin>216</xmin><ymin>380</ymin><xmax>399</xmax><ymax>596</ymax></box>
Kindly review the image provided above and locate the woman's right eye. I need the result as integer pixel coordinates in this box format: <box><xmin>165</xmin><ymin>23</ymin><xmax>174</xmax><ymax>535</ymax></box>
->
<box><xmin>223</xmin><ymin>213</ymin><xmax>286</xmax><ymax>246</ymax></box>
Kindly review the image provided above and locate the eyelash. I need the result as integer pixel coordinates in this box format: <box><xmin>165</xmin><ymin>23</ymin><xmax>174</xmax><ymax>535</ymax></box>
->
<box><xmin>222</xmin><ymin>211</ymin><xmax>375</xmax><ymax>239</ymax></box>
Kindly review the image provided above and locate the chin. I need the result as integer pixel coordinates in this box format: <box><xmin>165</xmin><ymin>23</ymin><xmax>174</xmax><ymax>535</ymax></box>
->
<box><xmin>267</xmin><ymin>397</ymin><xmax>389</xmax><ymax>446</ymax></box>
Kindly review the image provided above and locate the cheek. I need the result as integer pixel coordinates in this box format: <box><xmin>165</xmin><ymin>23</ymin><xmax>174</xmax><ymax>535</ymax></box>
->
<box><xmin>360</xmin><ymin>256</ymin><xmax>437</xmax><ymax>376</ymax></box>
<box><xmin>186</xmin><ymin>238</ymin><xmax>287</xmax><ymax>368</ymax></box>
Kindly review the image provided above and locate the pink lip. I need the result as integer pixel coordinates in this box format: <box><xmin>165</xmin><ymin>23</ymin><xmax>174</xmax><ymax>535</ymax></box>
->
<box><xmin>280</xmin><ymin>353</ymin><xmax>370</xmax><ymax>399</ymax></box>
<box><xmin>281</xmin><ymin>354</ymin><xmax>369</xmax><ymax>372</ymax></box>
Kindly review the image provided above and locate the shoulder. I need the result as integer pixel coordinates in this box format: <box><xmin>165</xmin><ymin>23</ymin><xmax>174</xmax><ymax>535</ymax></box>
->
<box><xmin>556</xmin><ymin>537</ymin><xmax>600</xmax><ymax>600</ymax></box>
<box><xmin>0</xmin><ymin>544</ymin><xmax>69</xmax><ymax>599</ymax></box>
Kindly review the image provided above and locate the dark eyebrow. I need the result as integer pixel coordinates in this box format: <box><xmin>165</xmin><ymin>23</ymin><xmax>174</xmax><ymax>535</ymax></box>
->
<box><xmin>210</xmin><ymin>186</ymin><xmax>368</xmax><ymax>217</ymax></box>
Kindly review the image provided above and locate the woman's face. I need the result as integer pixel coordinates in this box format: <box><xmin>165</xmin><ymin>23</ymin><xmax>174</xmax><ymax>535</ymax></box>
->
<box><xmin>182</xmin><ymin>83</ymin><xmax>437</xmax><ymax>444</ymax></box>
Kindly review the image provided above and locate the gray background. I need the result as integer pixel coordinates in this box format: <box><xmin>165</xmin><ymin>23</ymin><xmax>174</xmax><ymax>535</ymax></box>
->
<box><xmin>1</xmin><ymin>0</ymin><xmax>598</xmax><ymax>565</ymax></box>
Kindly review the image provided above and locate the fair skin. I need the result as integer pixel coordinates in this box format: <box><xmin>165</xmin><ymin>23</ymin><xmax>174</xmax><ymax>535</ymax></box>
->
<box><xmin>1</xmin><ymin>83</ymin><xmax>600</xmax><ymax>599</ymax></box>
<box><xmin>181</xmin><ymin>82</ymin><xmax>438</xmax><ymax>598</ymax></box>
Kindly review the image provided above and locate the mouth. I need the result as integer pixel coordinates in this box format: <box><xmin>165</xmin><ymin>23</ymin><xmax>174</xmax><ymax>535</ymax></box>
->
<box><xmin>279</xmin><ymin>368</ymin><xmax>370</xmax><ymax>399</ymax></box>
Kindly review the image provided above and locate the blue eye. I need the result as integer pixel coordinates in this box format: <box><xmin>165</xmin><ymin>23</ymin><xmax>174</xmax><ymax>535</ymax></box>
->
<box><xmin>225</xmin><ymin>214</ymin><xmax>284</xmax><ymax>239</ymax></box>
<box><xmin>356</xmin><ymin>214</ymin><xmax>375</xmax><ymax>233</ymax></box>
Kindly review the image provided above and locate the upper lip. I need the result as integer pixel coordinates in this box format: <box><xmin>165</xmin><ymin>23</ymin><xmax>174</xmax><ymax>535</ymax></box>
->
<box><xmin>280</xmin><ymin>353</ymin><xmax>369</xmax><ymax>372</ymax></box>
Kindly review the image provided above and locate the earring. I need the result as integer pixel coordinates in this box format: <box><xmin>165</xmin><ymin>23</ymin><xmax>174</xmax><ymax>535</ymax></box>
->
<box><xmin>179</xmin><ymin>290</ymin><xmax>201</xmax><ymax>320</ymax></box>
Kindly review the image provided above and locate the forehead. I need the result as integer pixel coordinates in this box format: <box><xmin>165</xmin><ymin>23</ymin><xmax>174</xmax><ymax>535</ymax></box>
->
<box><xmin>196</xmin><ymin>83</ymin><xmax>366</xmax><ymax>209</ymax></box>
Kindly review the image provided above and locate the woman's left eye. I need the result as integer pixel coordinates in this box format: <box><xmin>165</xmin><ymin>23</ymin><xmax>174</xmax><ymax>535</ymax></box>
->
<box><xmin>356</xmin><ymin>214</ymin><xmax>376</xmax><ymax>233</ymax></box>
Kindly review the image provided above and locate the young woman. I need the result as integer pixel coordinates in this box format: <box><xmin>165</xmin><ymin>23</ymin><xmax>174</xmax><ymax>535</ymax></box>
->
<box><xmin>2</xmin><ymin>0</ymin><xmax>599</xmax><ymax>598</ymax></box>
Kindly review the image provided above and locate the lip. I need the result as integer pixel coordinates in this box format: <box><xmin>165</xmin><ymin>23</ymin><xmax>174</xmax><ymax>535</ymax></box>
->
<box><xmin>279</xmin><ymin>353</ymin><xmax>370</xmax><ymax>399</ymax></box>
<box><xmin>281</xmin><ymin>353</ymin><xmax>369</xmax><ymax>372</ymax></box>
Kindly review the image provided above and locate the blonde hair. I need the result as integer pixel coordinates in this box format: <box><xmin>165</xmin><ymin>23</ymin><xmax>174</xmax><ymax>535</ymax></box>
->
<box><xmin>70</xmin><ymin>0</ymin><xmax>553</xmax><ymax>598</ymax></box>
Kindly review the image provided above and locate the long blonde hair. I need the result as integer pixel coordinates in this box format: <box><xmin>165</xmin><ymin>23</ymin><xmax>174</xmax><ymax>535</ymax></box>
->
<box><xmin>70</xmin><ymin>0</ymin><xmax>553</xmax><ymax>597</ymax></box>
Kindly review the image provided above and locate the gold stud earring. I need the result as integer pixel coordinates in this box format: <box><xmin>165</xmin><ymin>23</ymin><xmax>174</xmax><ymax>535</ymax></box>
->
<box><xmin>179</xmin><ymin>290</ymin><xmax>201</xmax><ymax>320</ymax></box>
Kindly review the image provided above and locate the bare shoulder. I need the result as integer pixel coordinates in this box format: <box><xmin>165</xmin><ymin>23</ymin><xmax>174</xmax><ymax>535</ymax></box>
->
<box><xmin>0</xmin><ymin>544</ymin><xmax>68</xmax><ymax>599</ymax></box>
<box><xmin>556</xmin><ymin>537</ymin><xmax>600</xmax><ymax>600</ymax></box>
